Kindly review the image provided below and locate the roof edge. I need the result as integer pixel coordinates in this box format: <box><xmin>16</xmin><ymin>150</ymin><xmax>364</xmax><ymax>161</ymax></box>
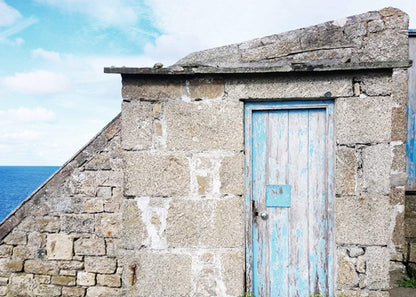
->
<box><xmin>104</xmin><ymin>60</ymin><xmax>412</xmax><ymax>76</ymax></box>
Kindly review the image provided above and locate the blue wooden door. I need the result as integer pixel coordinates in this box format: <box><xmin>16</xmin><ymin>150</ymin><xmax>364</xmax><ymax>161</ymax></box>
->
<box><xmin>245</xmin><ymin>101</ymin><xmax>335</xmax><ymax>297</ymax></box>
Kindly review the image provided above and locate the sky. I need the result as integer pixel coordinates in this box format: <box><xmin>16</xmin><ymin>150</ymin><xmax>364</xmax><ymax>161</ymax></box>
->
<box><xmin>0</xmin><ymin>0</ymin><xmax>415</xmax><ymax>166</ymax></box>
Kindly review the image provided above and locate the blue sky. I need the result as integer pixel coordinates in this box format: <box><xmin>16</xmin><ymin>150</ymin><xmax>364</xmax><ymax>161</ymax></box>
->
<box><xmin>0</xmin><ymin>0</ymin><xmax>415</xmax><ymax>166</ymax></box>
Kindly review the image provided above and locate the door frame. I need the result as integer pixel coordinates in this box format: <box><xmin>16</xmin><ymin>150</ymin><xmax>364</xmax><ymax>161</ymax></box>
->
<box><xmin>244</xmin><ymin>100</ymin><xmax>335</xmax><ymax>295</ymax></box>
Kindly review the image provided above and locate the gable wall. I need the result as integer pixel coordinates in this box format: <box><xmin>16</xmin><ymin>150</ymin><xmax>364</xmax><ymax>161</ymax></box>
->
<box><xmin>0</xmin><ymin>116</ymin><xmax>124</xmax><ymax>297</ymax></box>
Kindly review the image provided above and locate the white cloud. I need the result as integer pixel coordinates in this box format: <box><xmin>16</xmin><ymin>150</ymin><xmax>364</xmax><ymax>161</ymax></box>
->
<box><xmin>0</xmin><ymin>0</ymin><xmax>21</xmax><ymax>27</ymax></box>
<box><xmin>32</xmin><ymin>48</ymin><xmax>61</xmax><ymax>62</ymax></box>
<box><xmin>140</xmin><ymin>0</ymin><xmax>416</xmax><ymax>66</ymax></box>
<box><xmin>0</xmin><ymin>107</ymin><xmax>56</xmax><ymax>122</ymax></box>
<box><xmin>3</xmin><ymin>70</ymin><xmax>70</xmax><ymax>95</ymax></box>
<box><xmin>35</xmin><ymin>0</ymin><xmax>141</xmax><ymax>27</ymax></box>
<box><xmin>0</xmin><ymin>16</ymin><xmax>37</xmax><ymax>40</ymax></box>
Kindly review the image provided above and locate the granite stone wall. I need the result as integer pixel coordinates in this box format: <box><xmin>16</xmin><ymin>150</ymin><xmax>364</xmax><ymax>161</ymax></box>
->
<box><xmin>119</xmin><ymin>67</ymin><xmax>408</xmax><ymax>297</ymax></box>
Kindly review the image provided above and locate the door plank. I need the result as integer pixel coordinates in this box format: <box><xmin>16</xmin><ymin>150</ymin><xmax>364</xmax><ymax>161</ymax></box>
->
<box><xmin>307</xmin><ymin>109</ymin><xmax>328</xmax><ymax>295</ymax></box>
<box><xmin>252</xmin><ymin>110</ymin><xmax>268</xmax><ymax>296</ymax></box>
<box><xmin>288</xmin><ymin>109</ymin><xmax>310</xmax><ymax>297</ymax></box>
<box><xmin>268</xmin><ymin>111</ymin><xmax>290</xmax><ymax>297</ymax></box>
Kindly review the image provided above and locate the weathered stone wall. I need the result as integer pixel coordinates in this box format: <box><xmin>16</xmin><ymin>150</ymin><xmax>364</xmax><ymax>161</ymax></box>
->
<box><xmin>335</xmin><ymin>69</ymin><xmax>408</xmax><ymax>297</ymax></box>
<box><xmin>120</xmin><ymin>77</ymin><xmax>245</xmax><ymax>297</ymax></box>
<box><xmin>120</xmin><ymin>67</ymin><xmax>408</xmax><ymax>297</ymax></box>
<box><xmin>0</xmin><ymin>116</ymin><xmax>123</xmax><ymax>297</ymax></box>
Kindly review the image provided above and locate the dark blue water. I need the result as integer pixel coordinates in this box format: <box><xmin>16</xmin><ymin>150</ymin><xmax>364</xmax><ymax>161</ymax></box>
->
<box><xmin>0</xmin><ymin>166</ymin><xmax>60</xmax><ymax>222</ymax></box>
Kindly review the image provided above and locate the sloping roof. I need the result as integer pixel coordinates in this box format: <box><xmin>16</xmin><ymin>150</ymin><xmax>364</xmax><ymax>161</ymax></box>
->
<box><xmin>174</xmin><ymin>7</ymin><xmax>409</xmax><ymax>68</ymax></box>
<box><xmin>105</xmin><ymin>7</ymin><xmax>410</xmax><ymax>76</ymax></box>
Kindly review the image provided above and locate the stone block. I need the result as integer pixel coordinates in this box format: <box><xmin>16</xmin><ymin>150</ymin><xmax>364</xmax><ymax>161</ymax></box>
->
<box><xmin>24</xmin><ymin>260</ymin><xmax>59</xmax><ymax>275</ymax></box>
<box><xmin>77</xmin><ymin>271</ymin><xmax>96</xmax><ymax>286</ymax></box>
<box><xmin>8</xmin><ymin>273</ymin><xmax>34</xmax><ymax>296</ymax></box>
<box><xmin>0</xmin><ymin>277</ymin><xmax>7</xmax><ymax>286</ymax></box>
<box><xmin>336</xmin><ymin>97</ymin><xmax>392</xmax><ymax>145</ymax></box>
<box><xmin>3</xmin><ymin>231</ymin><xmax>27</xmax><ymax>245</ymax></box>
<box><xmin>405</xmin><ymin>195</ymin><xmax>416</xmax><ymax>217</ymax></box>
<box><xmin>165</xmin><ymin>100</ymin><xmax>244</xmax><ymax>151</ymax></box>
<box><xmin>34</xmin><ymin>274</ymin><xmax>51</xmax><ymax>285</ymax></box>
<box><xmin>97</xmin><ymin>274</ymin><xmax>121</xmax><ymax>287</ymax></box>
<box><xmin>0</xmin><ymin>286</ymin><xmax>6</xmax><ymax>296</ymax></box>
<box><xmin>124</xmin><ymin>151</ymin><xmax>190</xmax><ymax>197</ymax></box>
<box><xmin>406</xmin><ymin>217</ymin><xmax>416</xmax><ymax>238</ymax></box>
<box><xmin>84</xmin><ymin>152</ymin><xmax>111</xmax><ymax>170</ymax></box>
<box><xmin>390</xmin><ymin>187</ymin><xmax>405</xmax><ymax>205</ymax></box>
<box><xmin>83</xmin><ymin>198</ymin><xmax>104</xmax><ymax>213</ymax></box>
<box><xmin>74</xmin><ymin>237</ymin><xmax>106</xmax><ymax>256</ymax></box>
<box><xmin>62</xmin><ymin>214</ymin><xmax>95</xmax><ymax>233</ymax></box>
<box><xmin>123</xmin><ymin>252</ymin><xmax>191</xmax><ymax>297</ymax></box>
<box><xmin>391</xmin><ymin>106</ymin><xmax>407</xmax><ymax>142</ymax></box>
<box><xmin>225</xmin><ymin>74</ymin><xmax>353</xmax><ymax>99</ymax></box>
<box><xmin>337</xmin><ymin>250</ymin><xmax>359</xmax><ymax>289</ymax></box>
<box><xmin>205</xmin><ymin>196</ymin><xmax>244</xmax><ymax>248</ymax></box>
<box><xmin>357</xmin><ymin>72</ymin><xmax>392</xmax><ymax>96</ymax></box>
<box><xmin>167</xmin><ymin>197</ymin><xmax>244</xmax><ymax>248</ymax></box>
<box><xmin>393</xmin><ymin>210</ymin><xmax>405</xmax><ymax>246</ymax></box>
<box><xmin>60</xmin><ymin>269</ymin><xmax>76</xmax><ymax>276</ymax></box>
<box><xmin>359</xmin><ymin>29</ymin><xmax>408</xmax><ymax>62</ymax></box>
<box><xmin>122</xmin><ymin>77</ymin><xmax>184</xmax><ymax>101</ymax></box>
<box><xmin>220</xmin><ymin>154</ymin><xmax>244</xmax><ymax>196</ymax></box>
<box><xmin>121</xmin><ymin>100</ymin><xmax>154</xmax><ymax>150</ymax></box>
<box><xmin>0</xmin><ymin>245</ymin><xmax>12</xmax><ymax>258</ymax></box>
<box><xmin>336</xmin><ymin>146</ymin><xmax>357</xmax><ymax>195</ymax></box>
<box><xmin>51</xmin><ymin>275</ymin><xmax>76</xmax><ymax>286</ymax></box>
<box><xmin>0</xmin><ymin>259</ymin><xmax>22</xmax><ymax>272</ymax></box>
<box><xmin>221</xmin><ymin>251</ymin><xmax>245</xmax><ymax>296</ymax></box>
<box><xmin>34</xmin><ymin>284</ymin><xmax>61</xmax><ymax>296</ymax></box>
<box><xmin>70</xmin><ymin>170</ymin><xmax>122</xmax><ymax>196</ymax></box>
<box><xmin>187</xmin><ymin>77</ymin><xmax>224</xmax><ymax>99</ymax></box>
<box><xmin>122</xmin><ymin>199</ymin><xmax>148</xmax><ymax>250</ymax></box>
<box><xmin>13</xmin><ymin>246</ymin><xmax>33</xmax><ymax>260</ymax></box>
<box><xmin>336</xmin><ymin>196</ymin><xmax>390</xmax><ymax>245</ymax></box>
<box><xmin>37</xmin><ymin>216</ymin><xmax>61</xmax><ymax>232</ymax></box>
<box><xmin>47</xmin><ymin>234</ymin><xmax>73</xmax><ymax>260</ymax></box>
<box><xmin>95</xmin><ymin>213</ymin><xmax>122</xmax><ymax>238</ymax></box>
<box><xmin>96</xmin><ymin>186</ymin><xmax>112</xmax><ymax>198</ymax></box>
<box><xmin>365</xmin><ymin>246</ymin><xmax>390</xmax><ymax>290</ymax></box>
<box><xmin>392</xmin><ymin>69</ymin><xmax>408</xmax><ymax>106</ymax></box>
<box><xmin>62</xmin><ymin>287</ymin><xmax>86</xmax><ymax>297</ymax></box>
<box><xmin>391</xmin><ymin>144</ymin><xmax>408</xmax><ymax>178</ymax></box>
<box><xmin>167</xmin><ymin>199</ymin><xmax>215</xmax><ymax>247</ymax></box>
<box><xmin>358</xmin><ymin>144</ymin><xmax>391</xmax><ymax>195</ymax></box>
<box><xmin>59</xmin><ymin>260</ymin><xmax>84</xmax><ymax>270</ymax></box>
<box><xmin>86</xmin><ymin>286</ymin><xmax>122</xmax><ymax>297</ymax></box>
<box><xmin>85</xmin><ymin>256</ymin><xmax>116</xmax><ymax>274</ymax></box>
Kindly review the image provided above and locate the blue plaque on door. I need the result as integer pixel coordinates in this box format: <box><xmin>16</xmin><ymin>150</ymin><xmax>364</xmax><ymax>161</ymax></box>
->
<box><xmin>266</xmin><ymin>184</ymin><xmax>291</xmax><ymax>207</ymax></box>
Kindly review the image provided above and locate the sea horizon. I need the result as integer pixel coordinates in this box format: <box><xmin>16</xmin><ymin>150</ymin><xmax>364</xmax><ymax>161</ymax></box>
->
<box><xmin>0</xmin><ymin>166</ymin><xmax>60</xmax><ymax>222</ymax></box>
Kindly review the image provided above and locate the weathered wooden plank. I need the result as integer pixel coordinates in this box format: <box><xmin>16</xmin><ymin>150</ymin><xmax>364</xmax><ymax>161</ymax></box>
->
<box><xmin>308</xmin><ymin>109</ymin><xmax>328</xmax><ymax>295</ymax></box>
<box><xmin>268</xmin><ymin>110</ymin><xmax>289</xmax><ymax>297</ymax></box>
<box><xmin>252</xmin><ymin>110</ymin><xmax>268</xmax><ymax>296</ymax></box>
<box><xmin>407</xmin><ymin>37</ymin><xmax>416</xmax><ymax>188</ymax></box>
<box><xmin>288</xmin><ymin>109</ymin><xmax>310</xmax><ymax>297</ymax></box>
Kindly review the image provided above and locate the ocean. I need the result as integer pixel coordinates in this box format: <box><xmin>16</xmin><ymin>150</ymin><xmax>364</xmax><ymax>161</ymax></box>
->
<box><xmin>0</xmin><ymin>166</ymin><xmax>60</xmax><ymax>222</ymax></box>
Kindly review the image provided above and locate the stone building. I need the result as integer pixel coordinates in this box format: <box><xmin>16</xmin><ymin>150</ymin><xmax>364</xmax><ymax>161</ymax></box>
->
<box><xmin>0</xmin><ymin>7</ymin><xmax>412</xmax><ymax>297</ymax></box>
